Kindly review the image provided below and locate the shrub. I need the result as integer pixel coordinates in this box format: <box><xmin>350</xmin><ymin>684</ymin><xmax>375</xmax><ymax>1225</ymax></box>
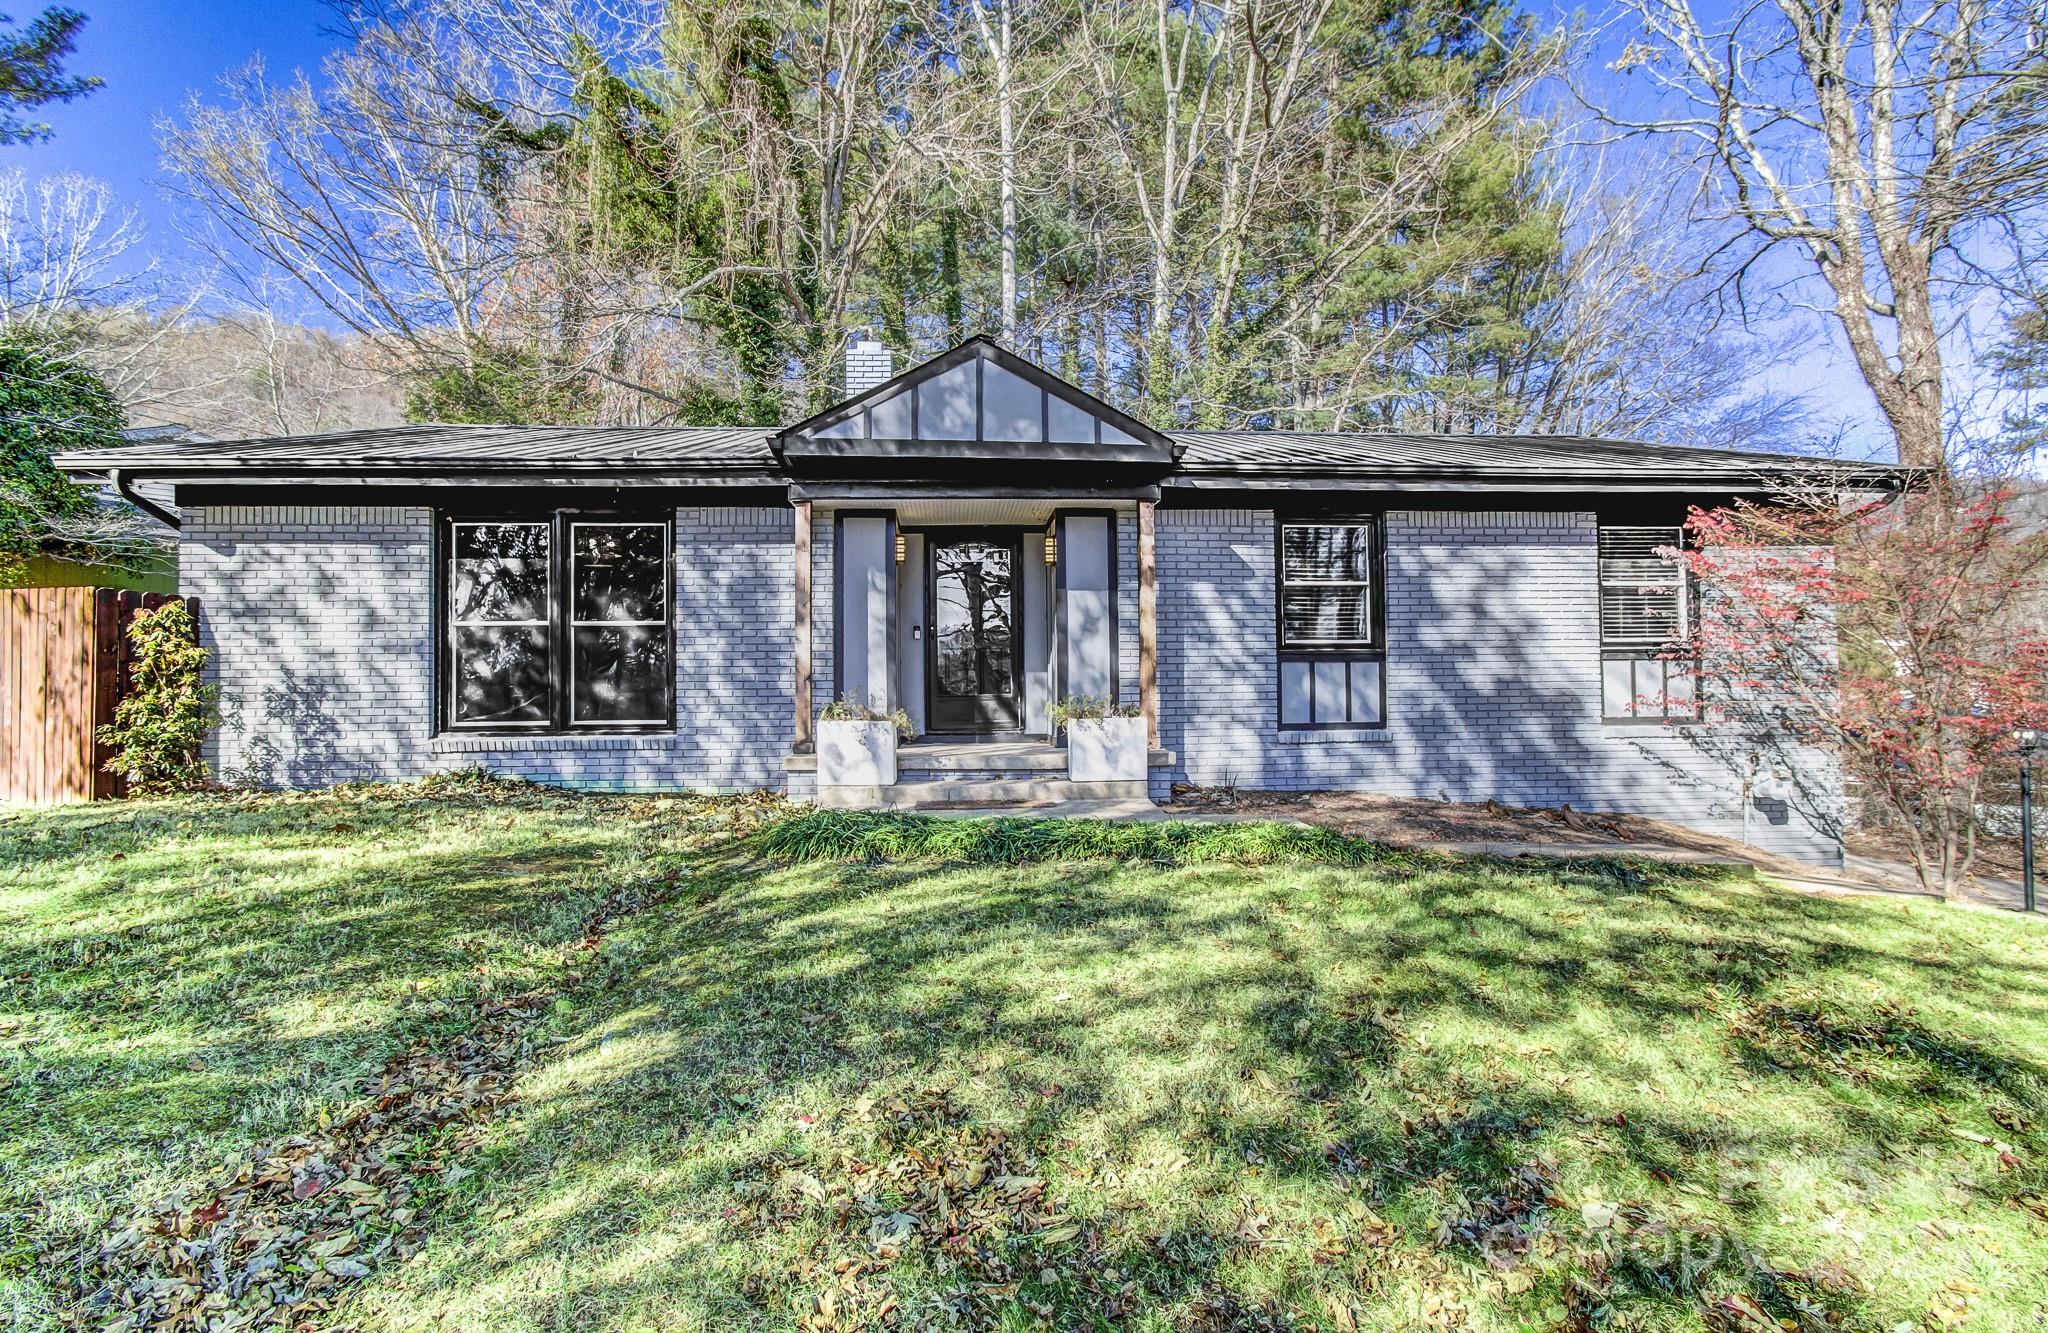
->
<box><xmin>1050</xmin><ymin>695</ymin><xmax>1141</xmax><ymax>726</ymax></box>
<box><xmin>750</xmin><ymin>808</ymin><xmax>1422</xmax><ymax>868</ymax></box>
<box><xmin>819</xmin><ymin>695</ymin><xmax>915</xmax><ymax>739</ymax></box>
<box><xmin>0</xmin><ymin>333</ymin><xmax>126</xmax><ymax>581</ymax></box>
<box><xmin>98</xmin><ymin>601</ymin><xmax>219</xmax><ymax>794</ymax></box>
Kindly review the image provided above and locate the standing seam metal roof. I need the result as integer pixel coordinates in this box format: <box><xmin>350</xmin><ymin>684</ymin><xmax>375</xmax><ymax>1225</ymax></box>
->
<box><xmin>54</xmin><ymin>422</ymin><xmax>1904</xmax><ymax>482</ymax></box>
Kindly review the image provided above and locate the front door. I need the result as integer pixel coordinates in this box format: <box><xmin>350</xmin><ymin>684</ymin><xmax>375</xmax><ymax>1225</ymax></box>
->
<box><xmin>928</xmin><ymin>533</ymin><xmax>1022</xmax><ymax>733</ymax></box>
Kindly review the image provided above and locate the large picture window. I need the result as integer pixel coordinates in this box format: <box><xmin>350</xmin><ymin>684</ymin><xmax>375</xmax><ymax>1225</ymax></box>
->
<box><xmin>441</xmin><ymin>513</ymin><xmax>673</xmax><ymax>733</ymax></box>
<box><xmin>1277</xmin><ymin>518</ymin><xmax>1385</xmax><ymax>729</ymax></box>
<box><xmin>1598</xmin><ymin>524</ymin><xmax>1698</xmax><ymax>723</ymax></box>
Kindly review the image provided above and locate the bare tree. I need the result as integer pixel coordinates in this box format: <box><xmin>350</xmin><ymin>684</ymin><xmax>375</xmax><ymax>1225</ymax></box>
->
<box><xmin>1502</xmin><ymin>147</ymin><xmax>1821</xmax><ymax>446</ymax></box>
<box><xmin>158</xmin><ymin>25</ymin><xmax>518</xmax><ymax>374</ymax></box>
<box><xmin>1598</xmin><ymin>0</ymin><xmax>2048</xmax><ymax>470</ymax></box>
<box><xmin>0</xmin><ymin>168</ymin><xmax>147</xmax><ymax>324</ymax></box>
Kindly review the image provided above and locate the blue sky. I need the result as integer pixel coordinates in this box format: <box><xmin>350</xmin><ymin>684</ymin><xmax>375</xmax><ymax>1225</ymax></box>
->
<box><xmin>0</xmin><ymin>0</ymin><xmax>341</xmax><ymax>240</ymax></box>
<box><xmin>0</xmin><ymin>0</ymin><xmax>1901</xmax><ymax>457</ymax></box>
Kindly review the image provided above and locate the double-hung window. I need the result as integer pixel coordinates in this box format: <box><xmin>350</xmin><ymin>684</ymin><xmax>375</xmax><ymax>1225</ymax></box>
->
<box><xmin>441</xmin><ymin>512</ymin><xmax>674</xmax><ymax>733</ymax></box>
<box><xmin>1598</xmin><ymin>524</ymin><xmax>1697</xmax><ymax>722</ymax></box>
<box><xmin>1277</xmin><ymin>517</ymin><xmax>1385</xmax><ymax>728</ymax></box>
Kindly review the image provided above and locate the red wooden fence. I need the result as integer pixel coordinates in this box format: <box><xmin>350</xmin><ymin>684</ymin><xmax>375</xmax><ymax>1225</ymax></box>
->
<box><xmin>2</xmin><ymin>588</ymin><xmax>200</xmax><ymax>805</ymax></box>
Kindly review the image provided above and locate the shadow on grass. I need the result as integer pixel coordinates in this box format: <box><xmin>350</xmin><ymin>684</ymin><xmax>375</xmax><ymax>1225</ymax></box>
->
<box><xmin>347</xmin><ymin>822</ymin><xmax>2048</xmax><ymax>1333</ymax></box>
<box><xmin>0</xmin><ymin>783</ymin><xmax>676</xmax><ymax>1328</ymax></box>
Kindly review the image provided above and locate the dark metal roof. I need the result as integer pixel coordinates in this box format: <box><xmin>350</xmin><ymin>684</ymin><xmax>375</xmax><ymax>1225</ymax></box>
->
<box><xmin>56</xmin><ymin>418</ymin><xmax>1912</xmax><ymax>493</ymax></box>
<box><xmin>1168</xmin><ymin>429</ymin><xmax>1898</xmax><ymax>481</ymax></box>
<box><xmin>56</xmin><ymin>423</ymin><xmax>778</xmax><ymax>475</ymax></box>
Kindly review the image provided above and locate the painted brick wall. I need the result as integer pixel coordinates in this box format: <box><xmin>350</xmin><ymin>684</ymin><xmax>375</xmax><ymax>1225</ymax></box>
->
<box><xmin>1152</xmin><ymin>507</ymin><xmax>1843</xmax><ymax>863</ymax></box>
<box><xmin>181</xmin><ymin>504</ymin><xmax>794</xmax><ymax>792</ymax></box>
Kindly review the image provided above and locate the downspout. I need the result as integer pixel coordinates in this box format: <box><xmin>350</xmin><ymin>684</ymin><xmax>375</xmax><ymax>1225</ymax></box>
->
<box><xmin>110</xmin><ymin>469</ymin><xmax>180</xmax><ymax>531</ymax></box>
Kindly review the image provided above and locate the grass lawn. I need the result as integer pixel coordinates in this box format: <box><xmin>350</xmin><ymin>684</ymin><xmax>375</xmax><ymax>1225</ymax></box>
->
<box><xmin>4</xmin><ymin>786</ymin><xmax>2045</xmax><ymax>1332</ymax></box>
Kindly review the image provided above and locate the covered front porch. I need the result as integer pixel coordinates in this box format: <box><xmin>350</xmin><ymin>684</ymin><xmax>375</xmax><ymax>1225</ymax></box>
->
<box><xmin>794</xmin><ymin>497</ymin><xmax>1157</xmax><ymax>740</ymax></box>
<box><xmin>785</xmin><ymin>496</ymin><xmax>1170</xmax><ymax>808</ymax></box>
<box><xmin>771</xmin><ymin>335</ymin><xmax>1177</xmax><ymax>808</ymax></box>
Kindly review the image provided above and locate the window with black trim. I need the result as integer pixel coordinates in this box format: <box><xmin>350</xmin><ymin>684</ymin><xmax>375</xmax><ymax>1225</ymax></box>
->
<box><xmin>1598</xmin><ymin>524</ymin><xmax>1698</xmax><ymax>722</ymax></box>
<box><xmin>1277</xmin><ymin>518</ymin><xmax>1385</xmax><ymax>728</ymax></box>
<box><xmin>441</xmin><ymin>513</ymin><xmax>674</xmax><ymax>733</ymax></box>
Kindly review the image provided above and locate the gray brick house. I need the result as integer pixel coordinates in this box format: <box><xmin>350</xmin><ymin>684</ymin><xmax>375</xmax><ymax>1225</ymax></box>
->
<box><xmin>61</xmin><ymin>336</ymin><xmax>1908</xmax><ymax>864</ymax></box>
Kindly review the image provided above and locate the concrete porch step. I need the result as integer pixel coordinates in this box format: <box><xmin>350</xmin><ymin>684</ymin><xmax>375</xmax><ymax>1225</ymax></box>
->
<box><xmin>815</xmin><ymin>777</ymin><xmax>1150</xmax><ymax>810</ymax></box>
<box><xmin>786</xmin><ymin>740</ymin><xmax>1176</xmax><ymax>778</ymax></box>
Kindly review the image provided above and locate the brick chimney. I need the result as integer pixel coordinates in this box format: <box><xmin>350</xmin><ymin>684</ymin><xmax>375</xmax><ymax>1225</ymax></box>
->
<box><xmin>843</xmin><ymin>330</ymin><xmax>893</xmax><ymax>398</ymax></box>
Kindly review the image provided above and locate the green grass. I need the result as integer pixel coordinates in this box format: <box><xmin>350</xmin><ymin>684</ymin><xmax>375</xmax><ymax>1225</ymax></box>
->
<box><xmin>5</xmin><ymin>788</ymin><xmax>2046</xmax><ymax>1331</ymax></box>
<box><xmin>0</xmin><ymin>776</ymin><xmax>719</xmax><ymax>1325</ymax></box>
<box><xmin>748</xmin><ymin>808</ymin><xmax>1434</xmax><ymax>867</ymax></box>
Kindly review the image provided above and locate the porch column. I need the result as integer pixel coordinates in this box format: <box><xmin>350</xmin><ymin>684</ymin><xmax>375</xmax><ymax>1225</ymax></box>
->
<box><xmin>1138</xmin><ymin>500</ymin><xmax>1158</xmax><ymax>749</ymax></box>
<box><xmin>793</xmin><ymin>499</ymin><xmax>813</xmax><ymax>753</ymax></box>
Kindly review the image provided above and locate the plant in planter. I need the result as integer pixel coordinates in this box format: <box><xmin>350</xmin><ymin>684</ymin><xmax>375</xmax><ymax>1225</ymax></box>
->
<box><xmin>816</xmin><ymin>696</ymin><xmax>914</xmax><ymax>788</ymax></box>
<box><xmin>1052</xmin><ymin>696</ymin><xmax>1147</xmax><ymax>783</ymax></box>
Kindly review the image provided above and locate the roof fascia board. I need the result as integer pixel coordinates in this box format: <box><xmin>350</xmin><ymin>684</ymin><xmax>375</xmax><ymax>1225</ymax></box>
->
<box><xmin>76</xmin><ymin>468</ymin><xmax>785</xmax><ymax>488</ymax></box>
<box><xmin>791</xmin><ymin>481</ymin><xmax>1163</xmax><ymax>502</ymax></box>
<box><xmin>781</xmin><ymin>436</ymin><xmax>1166</xmax><ymax>466</ymax></box>
<box><xmin>1162</xmin><ymin>473</ymin><xmax>1861</xmax><ymax>494</ymax></box>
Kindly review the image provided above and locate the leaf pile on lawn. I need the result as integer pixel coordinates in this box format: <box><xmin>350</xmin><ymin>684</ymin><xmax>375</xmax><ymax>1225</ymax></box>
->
<box><xmin>734</xmin><ymin>1087</ymin><xmax>1088</xmax><ymax>1330</ymax></box>
<box><xmin>57</xmin><ymin>868</ymin><xmax>691</xmax><ymax>1331</ymax></box>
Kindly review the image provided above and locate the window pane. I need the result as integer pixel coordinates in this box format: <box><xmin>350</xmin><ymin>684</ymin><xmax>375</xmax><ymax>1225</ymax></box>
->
<box><xmin>1348</xmin><ymin>658</ymin><xmax>1383</xmax><ymax>725</ymax></box>
<box><xmin>1603</xmin><ymin>657</ymin><xmax>1636</xmax><ymax>718</ymax></box>
<box><xmin>573</xmin><ymin>524</ymin><xmax>667</xmax><ymax>623</ymax></box>
<box><xmin>1665</xmin><ymin>661</ymin><xmax>1696</xmax><ymax>712</ymax></box>
<box><xmin>453</xmin><ymin>523</ymin><xmax>549</xmax><ymax>623</ymax></box>
<box><xmin>1282</xmin><ymin>587</ymin><xmax>1372</xmax><ymax>645</ymax></box>
<box><xmin>1280</xmin><ymin>660</ymin><xmax>1312</xmax><ymax>725</ymax></box>
<box><xmin>454</xmin><ymin>626</ymin><xmax>550</xmax><ymax>724</ymax></box>
<box><xmin>1598</xmin><ymin>525</ymin><xmax>1686</xmax><ymax>649</ymax></box>
<box><xmin>1313</xmin><ymin>661</ymin><xmax>1349</xmax><ymax>724</ymax></box>
<box><xmin>1600</xmin><ymin>586</ymin><xmax>1684</xmax><ymax>647</ymax></box>
<box><xmin>572</xmin><ymin>626</ymin><xmax>670</xmax><ymax>723</ymax></box>
<box><xmin>933</xmin><ymin>542</ymin><xmax>1016</xmax><ymax>696</ymax></box>
<box><xmin>1283</xmin><ymin>524</ymin><xmax>1372</xmax><ymax>582</ymax></box>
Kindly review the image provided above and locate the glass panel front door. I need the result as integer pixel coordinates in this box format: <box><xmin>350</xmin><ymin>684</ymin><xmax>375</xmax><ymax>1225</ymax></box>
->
<box><xmin>929</xmin><ymin>534</ymin><xmax>1021</xmax><ymax>732</ymax></box>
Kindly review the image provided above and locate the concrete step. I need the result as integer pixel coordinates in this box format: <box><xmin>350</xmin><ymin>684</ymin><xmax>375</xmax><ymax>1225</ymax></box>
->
<box><xmin>898</xmin><ymin>750</ymin><xmax>1067</xmax><ymax>775</ymax></box>
<box><xmin>815</xmin><ymin>777</ymin><xmax>1150</xmax><ymax>810</ymax></box>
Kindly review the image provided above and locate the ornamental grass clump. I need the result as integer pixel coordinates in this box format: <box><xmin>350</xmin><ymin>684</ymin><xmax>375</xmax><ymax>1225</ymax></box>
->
<box><xmin>98</xmin><ymin>600</ymin><xmax>219</xmax><ymax>794</ymax></box>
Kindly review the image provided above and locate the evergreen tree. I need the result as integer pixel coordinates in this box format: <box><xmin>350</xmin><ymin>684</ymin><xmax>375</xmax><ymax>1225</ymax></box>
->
<box><xmin>0</xmin><ymin>7</ymin><xmax>99</xmax><ymax>144</ymax></box>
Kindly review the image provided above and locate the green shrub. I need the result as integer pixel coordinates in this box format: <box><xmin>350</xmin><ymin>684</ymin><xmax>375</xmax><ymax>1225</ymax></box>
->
<box><xmin>1049</xmin><ymin>695</ymin><xmax>1142</xmax><ymax>726</ymax></box>
<box><xmin>0</xmin><ymin>333</ymin><xmax>127</xmax><ymax>581</ymax></box>
<box><xmin>750</xmin><ymin>808</ymin><xmax>1425</xmax><ymax>868</ymax></box>
<box><xmin>97</xmin><ymin>600</ymin><xmax>219</xmax><ymax>794</ymax></box>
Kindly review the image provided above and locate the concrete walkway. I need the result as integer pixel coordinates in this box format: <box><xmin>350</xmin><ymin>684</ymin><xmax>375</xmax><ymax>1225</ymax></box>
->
<box><xmin>1763</xmin><ymin>853</ymin><xmax>2040</xmax><ymax>917</ymax></box>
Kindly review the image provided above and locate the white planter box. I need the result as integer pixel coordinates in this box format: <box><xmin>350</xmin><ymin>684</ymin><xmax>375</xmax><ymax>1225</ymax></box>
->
<box><xmin>818</xmin><ymin>719</ymin><xmax>899</xmax><ymax>788</ymax></box>
<box><xmin>1065</xmin><ymin>716</ymin><xmax>1148</xmax><ymax>783</ymax></box>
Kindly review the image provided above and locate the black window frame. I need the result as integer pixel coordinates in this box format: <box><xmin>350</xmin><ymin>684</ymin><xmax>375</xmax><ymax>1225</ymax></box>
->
<box><xmin>1597</xmin><ymin>523</ymin><xmax>1700</xmax><ymax>725</ymax></box>
<box><xmin>436</xmin><ymin>508</ymin><xmax>677</xmax><ymax>736</ymax></box>
<box><xmin>1275</xmin><ymin>514</ymin><xmax>1387</xmax><ymax>731</ymax></box>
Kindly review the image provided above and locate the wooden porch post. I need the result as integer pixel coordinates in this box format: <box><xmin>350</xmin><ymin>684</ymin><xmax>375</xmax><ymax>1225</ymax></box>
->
<box><xmin>793</xmin><ymin>500</ymin><xmax>814</xmax><ymax>753</ymax></box>
<box><xmin>1138</xmin><ymin>499</ymin><xmax>1158</xmax><ymax>749</ymax></box>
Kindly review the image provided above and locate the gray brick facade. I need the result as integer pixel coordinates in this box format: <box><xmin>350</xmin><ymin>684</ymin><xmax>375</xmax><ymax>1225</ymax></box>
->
<box><xmin>1151</xmin><ymin>507</ymin><xmax>1842</xmax><ymax>863</ymax></box>
<box><xmin>182</xmin><ymin>504</ymin><xmax>793</xmax><ymax>792</ymax></box>
<box><xmin>180</xmin><ymin>500</ymin><xmax>1841</xmax><ymax>863</ymax></box>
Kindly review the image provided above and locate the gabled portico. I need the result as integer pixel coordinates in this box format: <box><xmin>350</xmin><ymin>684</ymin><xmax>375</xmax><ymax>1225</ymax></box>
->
<box><xmin>783</xmin><ymin>337</ymin><xmax>1171</xmax><ymax>790</ymax></box>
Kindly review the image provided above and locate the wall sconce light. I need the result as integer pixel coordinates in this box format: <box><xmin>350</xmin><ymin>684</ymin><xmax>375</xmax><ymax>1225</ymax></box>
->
<box><xmin>1043</xmin><ymin>533</ymin><xmax>1057</xmax><ymax>565</ymax></box>
<box><xmin>895</xmin><ymin>532</ymin><xmax>906</xmax><ymax>564</ymax></box>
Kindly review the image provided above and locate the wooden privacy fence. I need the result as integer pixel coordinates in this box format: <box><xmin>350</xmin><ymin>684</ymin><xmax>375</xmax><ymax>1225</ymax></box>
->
<box><xmin>2</xmin><ymin>588</ymin><xmax>200</xmax><ymax>805</ymax></box>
